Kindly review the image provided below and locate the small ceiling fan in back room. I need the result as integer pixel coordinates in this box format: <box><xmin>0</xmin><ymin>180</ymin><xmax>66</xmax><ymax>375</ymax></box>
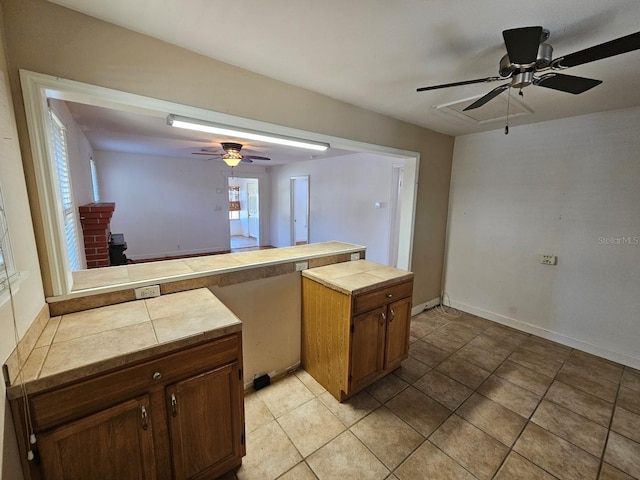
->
<box><xmin>192</xmin><ymin>142</ymin><xmax>271</xmax><ymax>167</ymax></box>
<box><xmin>416</xmin><ymin>26</ymin><xmax>640</xmax><ymax>133</ymax></box>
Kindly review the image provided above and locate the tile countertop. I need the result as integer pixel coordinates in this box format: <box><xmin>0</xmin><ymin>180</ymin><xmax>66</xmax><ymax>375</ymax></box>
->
<box><xmin>301</xmin><ymin>260</ymin><xmax>413</xmax><ymax>295</ymax></box>
<box><xmin>65</xmin><ymin>241</ymin><xmax>365</xmax><ymax>298</ymax></box>
<box><xmin>5</xmin><ymin>288</ymin><xmax>241</xmax><ymax>399</ymax></box>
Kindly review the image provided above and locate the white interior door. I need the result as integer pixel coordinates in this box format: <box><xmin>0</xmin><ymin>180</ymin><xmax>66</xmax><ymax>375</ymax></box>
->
<box><xmin>389</xmin><ymin>167</ymin><xmax>404</xmax><ymax>267</ymax></box>
<box><xmin>247</xmin><ymin>180</ymin><xmax>259</xmax><ymax>243</ymax></box>
<box><xmin>291</xmin><ymin>176</ymin><xmax>309</xmax><ymax>245</ymax></box>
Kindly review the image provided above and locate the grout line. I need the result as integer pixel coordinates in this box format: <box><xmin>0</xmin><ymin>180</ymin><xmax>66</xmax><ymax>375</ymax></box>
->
<box><xmin>246</xmin><ymin>312</ymin><xmax>633</xmax><ymax>480</ymax></box>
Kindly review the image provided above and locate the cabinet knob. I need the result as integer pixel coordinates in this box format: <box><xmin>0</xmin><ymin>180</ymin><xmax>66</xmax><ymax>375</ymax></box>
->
<box><xmin>152</xmin><ymin>372</ymin><xmax>162</xmax><ymax>381</ymax></box>
<box><xmin>386</xmin><ymin>293</ymin><xmax>393</xmax><ymax>298</ymax></box>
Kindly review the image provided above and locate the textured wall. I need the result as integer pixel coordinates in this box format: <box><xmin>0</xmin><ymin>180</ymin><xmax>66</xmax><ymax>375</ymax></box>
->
<box><xmin>445</xmin><ymin>106</ymin><xmax>640</xmax><ymax>367</ymax></box>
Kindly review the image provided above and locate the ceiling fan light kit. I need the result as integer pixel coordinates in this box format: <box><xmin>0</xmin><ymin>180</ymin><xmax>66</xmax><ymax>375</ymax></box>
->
<box><xmin>417</xmin><ymin>27</ymin><xmax>640</xmax><ymax>124</ymax></box>
<box><xmin>220</xmin><ymin>143</ymin><xmax>244</xmax><ymax>166</ymax></box>
<box><xmin>191</xmin><ymin>141</ymin><xmax>273</xmax><ymax>166</ymax></box>
<box><xmin>167</xmin><ymin>114</ymin><xmax>329</xmax><ymax>151</ymax></box>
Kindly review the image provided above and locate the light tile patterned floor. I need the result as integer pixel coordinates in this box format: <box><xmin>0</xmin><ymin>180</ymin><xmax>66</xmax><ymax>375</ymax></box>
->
<box><xmin>223</xmin><ymin>309</ymin><xmax>640</xmax><ymax>480</ymax></box>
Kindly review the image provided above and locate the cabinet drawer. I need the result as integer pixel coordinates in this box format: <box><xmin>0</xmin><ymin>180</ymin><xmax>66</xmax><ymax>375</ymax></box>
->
<box><xmin>30</xmin><ymin>333</ymin><xmax>240</xmax><ymax>431</ymax></box>
<box><xmin>353</xmin><ymin>280</ymin><xmax>413</xmax><ymax>315</ymax></box>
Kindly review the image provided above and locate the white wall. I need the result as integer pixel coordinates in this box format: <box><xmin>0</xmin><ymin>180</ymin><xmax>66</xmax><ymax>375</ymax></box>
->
<box><xmin>271</xmin><ymin>153</ymin><xmax>399</xmax><ymax>265</ymax></box>
<box><xmin>95</xmin><ymin>150</ymin><xmax>270</xmax><ymax>259</ymax></box>
<box><xmin>444</xmin><ymin>106</ymin><xmax>640</xmax><ymax>368</ymax></box>
<box><xmin>0</xmin><ymin>12</ymin><xmax>46</xmax><ymax>477</ymax></box>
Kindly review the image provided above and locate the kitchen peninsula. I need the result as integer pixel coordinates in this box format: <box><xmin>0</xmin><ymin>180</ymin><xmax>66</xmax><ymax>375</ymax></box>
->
<box><xmin>4</xmin><ymin>242</ymin><xmax>413</xmax><ymax>479</ymax></box>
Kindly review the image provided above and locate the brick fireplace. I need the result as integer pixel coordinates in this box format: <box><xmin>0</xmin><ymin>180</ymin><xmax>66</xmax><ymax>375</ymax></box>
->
<box><xmin>78</xmin><ymin>202</ymin><xmax>115</xmax><ymax>268</ymax></box>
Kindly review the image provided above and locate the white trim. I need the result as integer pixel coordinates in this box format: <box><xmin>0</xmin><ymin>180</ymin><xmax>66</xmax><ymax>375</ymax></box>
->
<box><xmin>20</xmin><ymin>71</ymin><xmax>72</xmax><ymax>295</ymax></box>
<box><xmin>20</xmin><ymin>70</ymin><xmax>419</xmax><ymax>295</ymax></box>
<box><xmin>450</xmin><ymin>300</ymin><xmax>640</xmax><ymax>370</ymax></box>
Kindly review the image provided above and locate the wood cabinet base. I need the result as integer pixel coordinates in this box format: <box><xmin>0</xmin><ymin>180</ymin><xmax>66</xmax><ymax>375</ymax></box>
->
<box><xmin>10</xmin><ymin>333</ymin><xmax>245</xmax><ymax>480</ymax></box>
<box><xmin>302</xmin><ymin>277</ymin><xmax>413</xmax><ymax>402</ymax></box>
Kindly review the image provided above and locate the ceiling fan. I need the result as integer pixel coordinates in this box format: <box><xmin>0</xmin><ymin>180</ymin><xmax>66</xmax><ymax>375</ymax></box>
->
<box><xmin>417</xmin><ymin>27</ymin><xmax>640</xmax><ymax>112</ymax></box>
<box><xmin>191</xmin><ymin>142</ymin><xmax>271</xmax><ymax>166</ymax></box>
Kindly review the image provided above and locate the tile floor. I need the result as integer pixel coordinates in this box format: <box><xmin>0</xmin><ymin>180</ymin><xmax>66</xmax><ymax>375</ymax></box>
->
<box><xmin>224</xmin><ymin>309</ymin><xmax>640</xmax><ymax>480</ymax></box>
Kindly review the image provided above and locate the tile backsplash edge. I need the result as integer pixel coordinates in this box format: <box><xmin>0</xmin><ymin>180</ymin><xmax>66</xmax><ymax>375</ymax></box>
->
<box><xmin>3</xmin><ymin>303</ymin><xmax>49</xmax><ymax>386</ymax></box>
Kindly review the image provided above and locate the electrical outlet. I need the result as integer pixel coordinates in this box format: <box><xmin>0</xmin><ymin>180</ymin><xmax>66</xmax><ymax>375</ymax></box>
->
<box><xmin>295</xmin><ymin>261</ymin><xmax>308</xmax><ymax>271</ymax></box>
<box><xmin>350</xmin><ymin>253</ymin><xmax>360</xmax><ymax>261</ymax></box>
<box><xmin>135</xmin><ymin>285</ymin><xmax>161</xmax><ymax>299</ymax></box>
<box><xmin>539</xmin><ymin>254</ymin><xmax>557</xmax><ymax>265</ymax></box>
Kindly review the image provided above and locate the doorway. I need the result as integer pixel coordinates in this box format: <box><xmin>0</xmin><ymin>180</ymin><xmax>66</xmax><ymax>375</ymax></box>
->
<box><xmin>228</xmin><ymin>177</ymin><xmax>260</xmax><ymax>250</ymax></box>
<box><xmin>291</xmin><ymin>176</ymin><xmax>309</xmax><ymax>246</ymax></box>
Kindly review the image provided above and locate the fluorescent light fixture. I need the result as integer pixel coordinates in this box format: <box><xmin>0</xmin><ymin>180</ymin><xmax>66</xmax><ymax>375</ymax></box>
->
<box><xmin>168</xmin><ymin>114</ymin><xmax>329</xmax><ymax>151</ymax></box>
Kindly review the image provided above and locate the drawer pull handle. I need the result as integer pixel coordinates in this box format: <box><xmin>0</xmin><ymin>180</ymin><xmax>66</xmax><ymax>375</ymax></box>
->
<box><xmin>152</xmin><ymin>372</ymin><xmax>162</xmax><ymax>381</ymax></box>
<box><xmin>390</xmin><ymin>308</ymin><xmax>395</xmax><ymax>322</ymax></box>
<box><xmin>171</xmin><ymin>393</ymin><xmax>178</xmax><ymax>417</ymax></box>
<box><xmin>141</xmin><ymin>406</ymin><xmax>149</xmax><ymax>430</ymax></box>
<box><xmin>386</xmin><ymin>294</ymin><xmax>393</xmax><ymax>298</ymax></box>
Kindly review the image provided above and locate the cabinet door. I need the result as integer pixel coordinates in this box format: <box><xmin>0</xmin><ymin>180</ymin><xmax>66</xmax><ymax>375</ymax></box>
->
<box><xmin>349</xmin><ymin>306</ymin><xmax>386</xmax><ymax>393</ymax></box>
<box><xmin>167</xmin><ymin>362</ymin><xmax>243</xmax><ymax>480</ymax></box>
<box><xmin>38</xmin><ymin>396</ymin><xmax>156</xmax><ymax>480</ymax></box>
<box><xmin>384</xmin><ymin>297</ymin><xmax>412</xmax><ymax>370</ymax></box>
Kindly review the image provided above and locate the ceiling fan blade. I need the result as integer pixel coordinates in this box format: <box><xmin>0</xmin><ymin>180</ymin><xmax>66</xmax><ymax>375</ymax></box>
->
<box><xmin>417</xmin><ymin>77</ymin><xmax>502</xmax><ymax>92</ymax></box>
<box><xmin>240</xmin><ymin>157</ymin><xmax>253</xmax><ymax>163</ymax></box>
<box><xmin>192</xmin><ymin>151</ymin><xmax>221</xmax><ymax>155</ymax></box>
<box><xmin>463</xmin><ymin>84</ymin><xmax>510</xmax><ymax>111</ymax></box>
<box><xmin>534</xmin><ymin>73</ymin><xmax>602</xmax><ymax>94</ymax></box>
<box><xmin>553</xmin><ymin>31</ymin><xmax>640</xmax><ymax>68</ymax></box>
<box><xmin>192</xmin><ymin>153</ymin><xmax>222</xmax><ymax>159</ymax></box>
<box><xmin>245</xmin><ymin>155</ymin><xmax>271</xmax><ymax>161</ymax></box>
<box><xmin>502</xmin><ymin>26</ymin><xmax>543</xmax><ymax>65</ymax></box>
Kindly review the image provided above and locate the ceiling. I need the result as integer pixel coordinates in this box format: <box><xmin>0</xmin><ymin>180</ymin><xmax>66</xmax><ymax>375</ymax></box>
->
<box><xmin>49</xmin><ymin>0</ymin><xmax>640</xmax><ymax>137</ymax></box>
<box><xmin>62</xmin><ymin>100</ymin><xmax>353</xmax><ymax>165</ymax></box>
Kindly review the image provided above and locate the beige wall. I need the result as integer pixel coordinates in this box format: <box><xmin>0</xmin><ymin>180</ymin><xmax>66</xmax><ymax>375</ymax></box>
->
<box><xmin>0</xmin><ymin>1</ymin><xmax>452</xmax><ymax>473</ymax></box>
<box><xmin>212</xmin><ymin>274</ymin><xmax>303</xmax><ymax>385</ymax></box>
<box><xmin>1</xmin><ymin>0</ymin><xmax>454</xmax><ymax>303</ymax></box>
<box><xmin>0</xmin><ymin>1</ymin><xmax>46</xmax><ymax>476</ymax></box>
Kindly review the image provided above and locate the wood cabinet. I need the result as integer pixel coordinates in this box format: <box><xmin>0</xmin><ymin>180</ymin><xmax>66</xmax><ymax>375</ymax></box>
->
<box><xmin>302</xmin><ymin>276</ymin><xmax>413</xmax><ymax>401</ymax></box>
<box><xmin>167</xmin><ymin>363</ymin><xmax>243</xmax><ymax>480</ymax></box>
<box><xmin>37</xmin><ymin>396</ymin><xmax>158</xmax><ymax>480</ymax></box>
<box><xmin>10</xmin><ymin>333</ymin><xmax>245</xmax><ymax>480</ymax></box>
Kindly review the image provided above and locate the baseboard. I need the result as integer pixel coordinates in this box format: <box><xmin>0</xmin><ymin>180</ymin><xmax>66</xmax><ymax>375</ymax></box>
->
<box><xmin>243</xmin><ymin>361</ymin><xmax>301</xmax><ymax>392</ymax></box>
<box><xmin>412</xmin><ymin>296</ymin><xmax>440</xmax><ymax>316</ymax></box>
<box><xmin>450</xmin><ymin>300</ymin><xmax>640</xmax><ymax>370</ymax></box>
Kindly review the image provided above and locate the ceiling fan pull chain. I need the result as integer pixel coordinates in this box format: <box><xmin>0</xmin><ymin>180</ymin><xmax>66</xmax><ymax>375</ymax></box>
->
<box><xmin>505</xmin><ymin>87</ymin><xmax>512</xmax><ymax>135</ymax></box>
